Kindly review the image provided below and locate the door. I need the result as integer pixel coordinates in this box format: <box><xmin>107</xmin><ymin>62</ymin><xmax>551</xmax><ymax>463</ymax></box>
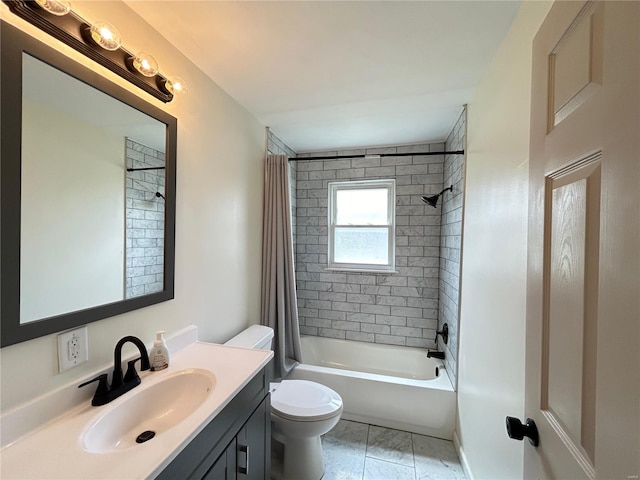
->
<box><xmin>524</xmin><ymin>1</ymin><xmax>639</xmax><ymax>479</ymax></box>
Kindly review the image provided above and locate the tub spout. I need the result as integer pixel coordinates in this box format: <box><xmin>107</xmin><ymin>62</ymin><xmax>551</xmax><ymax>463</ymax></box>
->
<box><xmin>427</xmin><ymin>350</ymin><xmax>445</xmax><ymax>359</ymax></box>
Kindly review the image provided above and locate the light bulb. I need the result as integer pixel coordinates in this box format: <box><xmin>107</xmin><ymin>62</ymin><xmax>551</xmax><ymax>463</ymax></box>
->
<box><xmin>132</xmin><ymin>52</ymin><xmax>158</xmax><ymax>77</ymax></box>
<box><xmin>89</xmin><ymin>21</ymin><xmax>121</xmax><ymax>51</ymax></box>
<box><xmin>35</xmin><ymin>0</ymin><xmax>71</xmax><ymax>16</ymax></box>
<box><xmin>165</xmin><ymin>75</ymin><xmax>187</xmax><ymax>95</ymax></box>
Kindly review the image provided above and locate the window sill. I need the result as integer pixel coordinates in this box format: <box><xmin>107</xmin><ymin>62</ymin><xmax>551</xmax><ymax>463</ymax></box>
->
<box><xmin>325</xmin><ymin>267</ymin><xmax>398</xmax><ymax>274</ymax></box>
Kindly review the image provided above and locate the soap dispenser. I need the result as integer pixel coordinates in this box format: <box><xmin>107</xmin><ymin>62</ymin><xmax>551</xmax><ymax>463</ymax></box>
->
<box><xmin>150</xmin><ymin>331</ymin><xmax>170</xmax><ymax>371</ymax></box>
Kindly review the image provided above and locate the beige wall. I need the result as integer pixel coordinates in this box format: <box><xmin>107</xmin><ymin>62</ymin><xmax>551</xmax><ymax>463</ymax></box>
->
<box><xmin>456</xmin><ymin>2</ymin><xmax>552</xmax><ymax>479</ymax></box>
<box><xmin>1</xmin><ymin>1</ymin><xmax>265</xmax><ymax>411</ymax></box>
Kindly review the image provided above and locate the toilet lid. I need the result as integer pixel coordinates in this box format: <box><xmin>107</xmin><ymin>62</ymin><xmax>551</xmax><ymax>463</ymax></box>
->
<box><xmin>271</xmin><ymin>380</ymin><xmax>343</xmax><ymax>421</ymax></box>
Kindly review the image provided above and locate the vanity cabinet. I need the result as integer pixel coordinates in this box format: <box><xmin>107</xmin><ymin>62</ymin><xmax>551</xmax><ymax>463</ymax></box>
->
<box><xmin>157</xmin><ymin>361</ymin><xmax>273</xmax><ymax>480</ymax></box>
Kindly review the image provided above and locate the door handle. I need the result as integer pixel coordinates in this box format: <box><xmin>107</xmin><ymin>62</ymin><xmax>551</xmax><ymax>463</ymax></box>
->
<box><xmin>238</xmin><ymin>444</ymin><xmax>249</xmax><ymax>475</ymax></box>
<box><xmin>506</xmin><ymin>416</ymin><xmax>539</xmax><ymax>447</ymax></box>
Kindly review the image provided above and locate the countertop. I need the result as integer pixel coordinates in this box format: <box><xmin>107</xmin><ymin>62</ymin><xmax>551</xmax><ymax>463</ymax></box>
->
<box><xmin>0</xmin><ymin>340</ymin><xmax>273</xmax><ymax>479</ymax></box>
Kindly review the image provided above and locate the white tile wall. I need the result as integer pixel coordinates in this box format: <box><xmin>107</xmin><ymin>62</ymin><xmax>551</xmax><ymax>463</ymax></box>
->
<box><xmin>125</xmin><ymin>138</ymin><xmax>165</xmax><ymax>298</ymax></box>
<box><xmin>266</xmin><ymin>128</ymin><xmax>466</xmax><ymax>366</ymax></box>
<box><xmin>438</xmin><ymin>107</ymin><xmax>466</xmax><ymax>385</ymax></box>
<box><xmin>294</xmin><ymin>143</ymin><xmax>446</xmax><ymax>348</ymax></box>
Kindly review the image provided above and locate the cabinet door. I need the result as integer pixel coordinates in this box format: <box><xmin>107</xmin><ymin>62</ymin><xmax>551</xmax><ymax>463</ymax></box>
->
<box><xmin>203</xmin><ymin>438</ymin><xmax>237</xmax><ymax>480</ymax></box>
<box><xmin>236</xmin><ymin>397</ymin><xmax>270</xmax><ymax>480</ymax></box>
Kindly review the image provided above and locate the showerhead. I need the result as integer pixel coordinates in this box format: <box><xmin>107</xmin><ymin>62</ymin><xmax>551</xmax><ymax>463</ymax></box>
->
<box><xmin>421</xmin><ymin>185</ymin><xmax>453</xmax><ymax>208</ymax></box>
<box><xmin>422</xmin><ymin>194</ymin><xmax>440</xmax><ymax>208</ymax></box>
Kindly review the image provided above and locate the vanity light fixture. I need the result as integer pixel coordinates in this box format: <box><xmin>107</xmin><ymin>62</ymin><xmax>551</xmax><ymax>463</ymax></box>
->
<box><xmin>163</xmin><ymin>75</ymin><xmax>187</xmax><ymax>96</ymax></box>
<box><xmin>3</xmin><ymin>0</ymin><xmax>186</xmax><ymax>103</ymax></box>
<box><xmin>87</xmin><ymin>20</ymin><xmax>121</xmax><ymax>51</ymax></box>
<box><xmin>130</xmin><ymin>52</ymin><xmax>159</xmax><ymax>77</ymax></box>
<box><xmin>34</xmin><ymin>0</ymin><xmax>70</xmax><ymax>16</ymax></box>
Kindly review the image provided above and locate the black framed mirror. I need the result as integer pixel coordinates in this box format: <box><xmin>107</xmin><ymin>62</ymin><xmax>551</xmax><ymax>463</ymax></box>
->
<box><xmin>1</xmin><ymin>21</ymin><xmax>177</xmax><ymax>347</ymax></box>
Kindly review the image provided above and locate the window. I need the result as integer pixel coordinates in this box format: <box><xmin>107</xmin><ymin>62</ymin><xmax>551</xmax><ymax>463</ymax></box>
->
<box><xmin>328</xmin><ymin>179</ymin><xmax>395</xmax><ymax>272</ymax></box>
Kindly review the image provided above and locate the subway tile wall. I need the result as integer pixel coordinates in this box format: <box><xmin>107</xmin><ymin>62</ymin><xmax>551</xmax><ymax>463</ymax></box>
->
<box><xmin>265</xmin><ymin>126</ymin><xmax>466</xmax><ymax>376</ymax></box>
<box><xmin>438</xmin><ymin>108</ymin><xmax>466</xmax><ymax>386</ymax></box>
<box><xmin>294</xmin><ymin>144</ymin><xmax>447</xmax><ymax>348</ymax></box>
<box><xmin>125</xmin><ymin>138</ymin><xmax>166</xmax><ymax>299</ymax></box>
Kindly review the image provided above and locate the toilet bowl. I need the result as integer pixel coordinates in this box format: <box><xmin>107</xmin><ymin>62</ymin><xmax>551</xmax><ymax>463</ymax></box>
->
<box><xmin>271</xmin><ymin>379</ymin><xmax>343</xmax><ymax>480</ymax></box>
<box><xmin>224</xmin><ymin>325</ymin><xmax>343</xmax><ymax>480</ymax></box>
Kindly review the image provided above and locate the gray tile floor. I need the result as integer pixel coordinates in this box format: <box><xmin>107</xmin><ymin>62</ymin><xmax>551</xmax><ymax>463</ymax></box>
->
<box><xmin>322</xmin><ymin>420</ymin><xmax>466</xmax><ymax>480</ymax></box>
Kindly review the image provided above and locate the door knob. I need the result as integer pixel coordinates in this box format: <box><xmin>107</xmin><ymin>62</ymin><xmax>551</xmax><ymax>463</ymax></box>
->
<box><xmin>506</xmin><ymin>416</ymin><xmax>539</xmax><ymax>447</ymax></box>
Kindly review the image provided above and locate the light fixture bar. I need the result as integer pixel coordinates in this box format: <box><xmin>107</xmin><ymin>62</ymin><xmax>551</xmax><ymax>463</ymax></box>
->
<box><xmin>2</xmin><ymin>0</ymin><xmax>175</xmax><ymax>102</ymax></box>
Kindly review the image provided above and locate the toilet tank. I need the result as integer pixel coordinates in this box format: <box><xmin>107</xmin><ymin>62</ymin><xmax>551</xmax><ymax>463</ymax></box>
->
<box><xmin>224</xmin><ymin>325</ymin><xmax>274</xmax><ymax>350</ymax></box>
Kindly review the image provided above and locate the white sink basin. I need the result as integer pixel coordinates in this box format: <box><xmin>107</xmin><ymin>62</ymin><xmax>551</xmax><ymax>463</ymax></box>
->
<box><xmin>81</xmin><ymin>368</ymin><xmax>215</xmax><ymax>453</ymax></box>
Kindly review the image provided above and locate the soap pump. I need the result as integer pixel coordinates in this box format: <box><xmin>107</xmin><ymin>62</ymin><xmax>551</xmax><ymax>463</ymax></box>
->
<box><xmin>150</xmin><ymin>331</ymin><xmax>170</xmax><ymax>371</ymax></box>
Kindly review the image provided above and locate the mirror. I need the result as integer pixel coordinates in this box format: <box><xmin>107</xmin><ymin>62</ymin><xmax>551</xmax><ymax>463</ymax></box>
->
<box><xmin>1</xmin><ymin>22</ymin><xmax>177</xmax><ymax>347</ymax></box>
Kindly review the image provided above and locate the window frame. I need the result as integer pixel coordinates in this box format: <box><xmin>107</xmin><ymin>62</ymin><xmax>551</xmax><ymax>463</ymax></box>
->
<box><xmin>327</xmin><ymin>179</ymin><xmax>396</xmax><ymax>272</ymax></box>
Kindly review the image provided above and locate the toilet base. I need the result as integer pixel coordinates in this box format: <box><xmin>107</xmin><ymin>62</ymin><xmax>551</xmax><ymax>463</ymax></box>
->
<box><xmin>271</xmin><ymin>434</ymin><xmax>325</xmax><ymax>480</ymax></box>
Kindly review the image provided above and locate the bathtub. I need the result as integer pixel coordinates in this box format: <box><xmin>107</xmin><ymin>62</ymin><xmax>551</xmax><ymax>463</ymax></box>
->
<box><xmin>287</xmin><ymin>336</ymin><xmax>456</xmax><ymax>440</ymax></box>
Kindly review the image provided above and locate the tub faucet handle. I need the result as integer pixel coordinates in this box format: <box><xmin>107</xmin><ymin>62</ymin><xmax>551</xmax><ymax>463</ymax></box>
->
<box><xmin>436</xmin><ymin>324</ymin><xmax>449</xmax><ymax>344</ymax></box>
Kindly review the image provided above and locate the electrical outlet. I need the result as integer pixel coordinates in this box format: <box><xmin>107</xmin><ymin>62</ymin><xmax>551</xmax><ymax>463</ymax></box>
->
<box><xmin>57</xmin><ymin>326</ymin><xmax>88</xmax><ymax>372</ymax></box>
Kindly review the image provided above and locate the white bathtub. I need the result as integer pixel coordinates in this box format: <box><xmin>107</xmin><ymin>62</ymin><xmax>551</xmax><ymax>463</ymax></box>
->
<box><xmin>287</xmin><ymin>336</ymin><xmax>456</xmax><ymax>440</ymax></box>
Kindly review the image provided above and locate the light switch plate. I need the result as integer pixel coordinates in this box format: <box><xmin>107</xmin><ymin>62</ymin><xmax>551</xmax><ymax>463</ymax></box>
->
<box><xmin>57</xmin><ymin>326</ymin><xmax>88</xmax><ymax>372</ymax></box>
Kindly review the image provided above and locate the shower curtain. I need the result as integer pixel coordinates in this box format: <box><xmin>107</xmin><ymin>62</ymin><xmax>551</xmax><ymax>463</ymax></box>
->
<box><xmin>261</xmin><ymin>154</ymin><xmax>302</xmax><ymax>379</ymax></box>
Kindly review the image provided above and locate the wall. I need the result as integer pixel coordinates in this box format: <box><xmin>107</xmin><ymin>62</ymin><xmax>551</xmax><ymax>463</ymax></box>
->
<box><xmin>125</xmin><ymin>138</ymin><xmax>166</xmax><ymax>299</ymax></box>
<box><xmin>294</xmin><ymin>144</ymin><xmax>445</xmax><ymax>348</ymax></box>
<box><xmin>267</xmin><ymin>129</ymin><xmax>296</xmax><ymax>158</ymax></box>
<box><xmin>455</xmin><ymin>2</ymin><xmax>552</xmax><ymax>479</ymax></box>
<box><xmin>438</xmin><ymin>107</ymin><xmax>466</xmax><ymax>386</ymax></box>
<box><xmin>0</xmin><ymin>0</ymin><xmax>265</xmax><ymax>411</ymax></box>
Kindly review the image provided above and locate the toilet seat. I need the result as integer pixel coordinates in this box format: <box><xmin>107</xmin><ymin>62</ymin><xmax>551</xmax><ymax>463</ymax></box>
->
<box><xmin>271</xmin><ymin>380</ymin><xmax>343</xmax><ymax>421</ymax></box>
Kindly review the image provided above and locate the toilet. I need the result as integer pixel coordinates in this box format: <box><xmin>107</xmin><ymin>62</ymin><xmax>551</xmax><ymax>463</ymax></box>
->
<box><xmin>225</xmin><ymin>325</ymin><xmax>343</xmax><ymax>480</ymax></box>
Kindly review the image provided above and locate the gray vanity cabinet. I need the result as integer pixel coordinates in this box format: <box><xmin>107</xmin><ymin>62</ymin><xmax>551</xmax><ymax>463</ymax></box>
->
<box><xmin>203</xmin><ymin>438</ymin><xmax>236</xmax><ymax>479</ymax></box>
<box><xmin>157</xmin><ymin>361</ymin><xmax>272</xmax><ymax>480</ymax></box>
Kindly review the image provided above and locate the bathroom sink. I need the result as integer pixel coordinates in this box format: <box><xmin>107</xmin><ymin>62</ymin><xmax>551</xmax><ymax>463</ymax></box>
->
<box><xmin>81</xmin><ymin>369</ymin><xmax>215</xmax><ymax>453</ymax></box>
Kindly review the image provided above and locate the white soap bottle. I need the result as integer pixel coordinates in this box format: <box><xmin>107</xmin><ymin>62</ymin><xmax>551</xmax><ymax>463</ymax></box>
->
<box><xmin>150</xmin><ymin>331</ymin><xmax>170</xmax><ymax>371</ymax></box>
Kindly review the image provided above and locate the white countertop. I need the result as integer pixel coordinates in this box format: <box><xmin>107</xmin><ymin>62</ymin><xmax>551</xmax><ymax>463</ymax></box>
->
<box><xmin>0</xmin><ymin>339</ymin><xmax>273</xmax><ymax>479</ymax></box>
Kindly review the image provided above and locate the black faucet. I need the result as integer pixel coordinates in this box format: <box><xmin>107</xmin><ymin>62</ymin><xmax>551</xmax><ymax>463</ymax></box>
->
<box><xmin>78</xmin><ymin>336</ymin><xmax>151</xmax><ymax>406</ymax></box>
<box><xmin>427</xmin><ymin>350</ymin><xmax>445</xmax><ymax>360</ymax></box>
<box><xmin>435</xmin><ymin>323</ymin><xmax>449</xmax><ymax>345</ymax></box>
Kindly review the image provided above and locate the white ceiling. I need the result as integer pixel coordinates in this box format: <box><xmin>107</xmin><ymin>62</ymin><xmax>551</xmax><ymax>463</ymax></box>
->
<box><xmin>126</xmin><ymin>1</ymin><xmax>521</xmax><ymax>153</ymax></box>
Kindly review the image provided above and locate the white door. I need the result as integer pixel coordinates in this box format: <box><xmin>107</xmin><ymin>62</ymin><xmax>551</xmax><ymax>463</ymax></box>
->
<box><xmin>520</xmin><ymin>1</ymin><xmax>639</xmax><ymax>479</ymax></box>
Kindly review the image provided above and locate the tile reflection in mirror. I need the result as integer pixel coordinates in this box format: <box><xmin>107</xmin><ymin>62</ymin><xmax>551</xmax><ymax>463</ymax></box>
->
<box><xmin>125</xmin><ymin>139</ymin><xmax>166</xmax><ymax>299</ymax></box>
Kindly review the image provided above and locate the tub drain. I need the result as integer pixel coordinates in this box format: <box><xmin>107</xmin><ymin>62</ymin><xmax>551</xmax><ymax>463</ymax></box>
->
<box><xmin>136</xmin><ymin>430</ymin><xmax>156</xmax><ymax>444</ymax></box>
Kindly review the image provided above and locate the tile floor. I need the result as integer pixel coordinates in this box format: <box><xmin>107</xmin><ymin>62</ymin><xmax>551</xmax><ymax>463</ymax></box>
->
<box><xmin>321</xmin><ymin>420</ymin><xmax>466</xmax><ymax>480</ymax></box>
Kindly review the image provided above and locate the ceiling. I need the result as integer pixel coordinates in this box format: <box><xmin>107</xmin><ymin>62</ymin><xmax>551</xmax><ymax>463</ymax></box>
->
<box><xmin>126</xmin><ymin>1</ymin><xmax>521</xmax><ymax>153</ymax></box>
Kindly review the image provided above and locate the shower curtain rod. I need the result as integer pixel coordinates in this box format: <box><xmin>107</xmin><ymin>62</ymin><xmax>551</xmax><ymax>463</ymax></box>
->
<box><xmin>126</xmin><ymin>166</ymin><xmax>166</xmax><ymax>172</ymax></box>
<box><xmin>287</xmin><ymin>150</ymin><xmax>464</xmax><ymax>162</ymax></box>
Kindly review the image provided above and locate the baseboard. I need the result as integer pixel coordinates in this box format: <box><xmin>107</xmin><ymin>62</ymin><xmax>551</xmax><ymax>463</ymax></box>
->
<box><xmin>453</xmin><ymin>430</ymin><xmax>474</xmax><ymax>480</ymax></box>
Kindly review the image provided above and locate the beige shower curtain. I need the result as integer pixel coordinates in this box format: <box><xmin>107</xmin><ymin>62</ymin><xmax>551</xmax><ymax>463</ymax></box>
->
<box><xmin>261</xmin><ymin>154</ymin><xmax>302</xmax><ymax>379</ymax></box>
